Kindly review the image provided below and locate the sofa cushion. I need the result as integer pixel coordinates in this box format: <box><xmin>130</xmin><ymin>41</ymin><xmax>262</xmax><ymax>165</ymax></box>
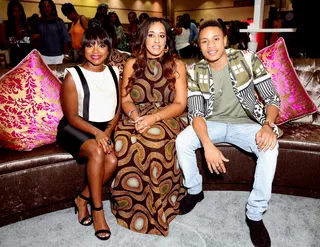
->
<box><xmin>291</xmin><ymin>58</ymin><xmax>320</xmax><ymax>125</ymax></box>
<box><xmin>0</xmin><ymin>49</ymin><xmax>63</xmax><ymax>151</ymax></box>
<box><xmin>108</xmin><ymin>49</ymin><xmax>131</xmax><ymax>80</ymax></box>
<box><xmin>257</xmin><ymin>37</ymin><xmax>317</xmax><ymax>125</ymax></box>
<box><xmin>0</xmin><ymin>143</ymin><xmax>73</xmax><ymax>175</ymax></box>
<box><xmin>279</xmin><ymin>123</ymin><xmax>320</xmax><ymax>152</ymax></box>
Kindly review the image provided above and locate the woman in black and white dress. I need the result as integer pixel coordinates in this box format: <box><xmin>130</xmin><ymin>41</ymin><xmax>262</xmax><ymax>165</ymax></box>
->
<box><xmin>56</xmin><ymin>22</ymin><xmax>120</xmax><ymax>241</ymax></box>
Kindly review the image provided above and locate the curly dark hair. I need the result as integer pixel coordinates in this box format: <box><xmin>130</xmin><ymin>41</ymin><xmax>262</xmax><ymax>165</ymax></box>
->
<box><xmin>126</xmin><ymin>17</ymin><xmax>178</xmax><ymax>95</ymax></box>
<box><xmin>38</xmin><ymin>0</ymin><xmax>57</xmax><ymax>17</ymax></box>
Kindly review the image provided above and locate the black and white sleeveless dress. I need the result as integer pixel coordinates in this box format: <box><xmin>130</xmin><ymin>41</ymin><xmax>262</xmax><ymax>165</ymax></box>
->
<box><xmin>56</xmin><ymin>65</ymin><xmax>119</xmax><ymax>163</ymax></box>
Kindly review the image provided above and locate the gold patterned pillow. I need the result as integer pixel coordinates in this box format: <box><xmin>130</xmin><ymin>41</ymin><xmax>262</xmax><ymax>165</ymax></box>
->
<box><xmin>0</xmin><ymin>49</ymin><xmax>63</xmax><ymax>151</ymax></box>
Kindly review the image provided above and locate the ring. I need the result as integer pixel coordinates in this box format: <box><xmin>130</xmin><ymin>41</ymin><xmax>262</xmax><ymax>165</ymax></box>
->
<box><xmin>107</xmin><ymin>140</ymin><xmax>111</xmax><ymax>145</ymax></box>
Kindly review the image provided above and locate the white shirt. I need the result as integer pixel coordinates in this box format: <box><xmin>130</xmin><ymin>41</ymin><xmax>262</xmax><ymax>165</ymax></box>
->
<box><xmin>175</xmin><ymin>28</ymin><xmax>190</xmax><ymax>50</ymax></box>
<box><xmin>65</xmin><ymin>65</ymin><xmax>119</xmax><ymax>122</ymax></box>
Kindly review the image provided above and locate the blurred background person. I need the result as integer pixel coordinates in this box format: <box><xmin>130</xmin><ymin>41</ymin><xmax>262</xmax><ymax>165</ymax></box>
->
<box><xmin>173</xmin><ymin>13</ymin><xmax>193</xmax><ymax>58</ymax></box>
<box><xmin>218</xmin><ymin>18</ymin><xmax>229</xmax><ymax>48</ymax></box>
<box><xmin>33</xmin><ymin>0</ymin><xmax>70</xmax><ymax>65</ymax></box>
<box><xmin>270</xmin><ymin>12</ymin><xmax>283</xmax><ymax>44</ymax></box>
<box><xmin>61</xmin><ymin>3</ymin><xmax>88</xmax><ymax>62</ymax></box>
<box><xmin>108</xmin><ymin>11</ymin><xmax>126</xmax><ymax>51</ymax></box>
<box><xmin>94</xmin><ymin>3</ymin><xmax>117</xmax><ymax>48</ymax></box>
<box><xmin>228</xmin><ymin>20</ymin><xmax>240</xmax><ymax>49</ymax></box>
<box><xmin>138</xmin><ymin>12</ymin><xmax>149</xmax><ymax>24</ymax></box>
<box><xmin>27</xmin><ymin>13</ymin><xmax>39</xmax><ymax>37</ymax></box>
<box><xmin>125</xmin><ymin>11</ymin><xmax>139</xmax><ymax>52</ymax></box>
<box><xmin>175</xmin><ymin>15</ymin><xmax>181</xmax><ymax>28</ymax></box>
<box><xmin>2</xmin><ymin>0</ymin><xmax>32</xmax><ymax>67</ymax></box>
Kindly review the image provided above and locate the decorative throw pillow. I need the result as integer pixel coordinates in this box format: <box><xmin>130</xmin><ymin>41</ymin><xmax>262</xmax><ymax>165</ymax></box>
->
<box><xmin>0</xmin><ymin>49</ymin><xmax>63</xmax><ymax>151</ymax></box>
<box><xmin>290</xmin><ymin>58</ymin><xmax>320</xmax><ymax>125</ymax></box>
<box><xmin>257</xmin><ymin>37</ymin><xmax>317</xmax><ymax>125</ymax></box>
<box><xmin>108</xmin><ymin>49</ymin><xmax>131</xmax><ymax>80</ymax></box>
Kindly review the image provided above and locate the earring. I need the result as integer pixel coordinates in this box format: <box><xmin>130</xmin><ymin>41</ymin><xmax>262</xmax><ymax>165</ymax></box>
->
<box><xmin>163</xmin><ymin>45</ymin><xmax>169</xmax><ymax>53</ymax></box>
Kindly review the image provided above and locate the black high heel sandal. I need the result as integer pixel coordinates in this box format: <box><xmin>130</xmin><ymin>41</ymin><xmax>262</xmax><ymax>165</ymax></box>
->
<box><xmin>91</xmin><ymin>205</ymin><xmax>111</xmax><ymax>241</ymax></box>
<box><xmin>72</xmin><ymin>193</ymin><xmax>93</xmax><ymax>226</ymax></box>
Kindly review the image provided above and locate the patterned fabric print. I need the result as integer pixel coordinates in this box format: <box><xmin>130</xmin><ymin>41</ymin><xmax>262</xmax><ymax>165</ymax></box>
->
<box><xmin>187</xmin><ymin>49</ymin><xmax>281</xmax><ymax>136</ymax></box>
<box><xmin>0</xmin><ymin>49</ymin><xmax>63</xmax><ymax>151</ymax></box>
<box><xmin>257</xmin><ymin>37</ymin><xmax>317</xmax><ymax>125</ymax></box>
<box><xmin>111</xmin><ymin>59</ymin><xmax>187</xmax><ymax>236</ymax></box>
<box><xmin>107</xmin><ymin>49</ymin><xmax>131</xmax><ymax>80</ymax></box>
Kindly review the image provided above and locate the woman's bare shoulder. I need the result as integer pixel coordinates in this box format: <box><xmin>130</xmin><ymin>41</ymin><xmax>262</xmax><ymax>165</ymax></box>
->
<box><xmin>125</xmin><ymin>57</ymin><xmax>136</xmax><ymax>67</ymax></box>
<box><xmin>173</xmin><ymin>58</ymin><xmax>187</xmax><ymax>71</ymax></box>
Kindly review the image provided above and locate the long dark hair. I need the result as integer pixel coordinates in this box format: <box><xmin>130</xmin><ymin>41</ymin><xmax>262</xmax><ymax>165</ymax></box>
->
<box><xmin>108</xmin><ymin>12</ymin><xmax>121</xmax><ymax>27</ymax></box>
<box><xmin>126</xmin><ymin>17</ymin><xmax>178</xmax><ymax>94</ymax></box>
<box><xmin>6</xmin><ymin>0</ymin><xmax>28</xmax><ymax>37</ymax></box>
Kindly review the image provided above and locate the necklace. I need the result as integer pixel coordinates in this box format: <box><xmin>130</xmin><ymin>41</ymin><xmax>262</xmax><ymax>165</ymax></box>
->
<box><xmin>210</xmin><ymin>65</ymin><xmax>227</xmax><ymax>99</ymax></box>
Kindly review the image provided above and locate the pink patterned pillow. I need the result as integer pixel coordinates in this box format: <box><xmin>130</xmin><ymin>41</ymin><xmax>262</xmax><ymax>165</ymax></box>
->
<box><xmin>257</xmin><ymin>37</ymin><xmax>317</xmax><ymax>125</ymax></box>
<box><xmin>0</xmin><ymin>49</ymin><xmax>63</xmax><ymax>151</ymax></box>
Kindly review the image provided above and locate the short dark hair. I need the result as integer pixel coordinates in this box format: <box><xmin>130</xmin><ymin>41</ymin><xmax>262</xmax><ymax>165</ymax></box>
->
<box><xmin>97</xmin><ymin>3</ymin><xmax>108</xmax><ymax>12</ymax></box>
<box><xmin>61</xmin><ymin>3</ymin><xmax>76</xmax><ymax>16</ymax></box>
<box><xmin>82</xmin><ymin>21</ymin><xmax>111</xmax><ymax>55</ymax></box>
<box><xmin>179</xmin><ymin>14</ymin><xmax>191</xmax><ymax>29</ymax></box>
<box><xmin>128</xmin><ymin>11</ymin><xmax>137</xmax><ymax>18</ymax></box>
<box><xmin>199</xmin><ymin>19</ymin><xmax>222</xmax><ymax>33</ymax></box>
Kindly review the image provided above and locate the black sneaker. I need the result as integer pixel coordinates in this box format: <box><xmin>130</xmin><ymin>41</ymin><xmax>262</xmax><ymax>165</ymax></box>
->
<box><xmin>246</xmin><ymin>216</ymin><xmax>271</xmax><ymax>247</ymax></box>
<box><xmin>179</xmin><ymin>191</ymin><xmax>204</xmax><ymax>215</ymax></box>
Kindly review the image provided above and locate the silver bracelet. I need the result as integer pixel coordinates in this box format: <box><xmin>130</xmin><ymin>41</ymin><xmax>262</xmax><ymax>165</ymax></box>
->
<box><xmin>128</xmin><ymin>109</ymin><xmax>137</xmax><ymax>118</ymax></box>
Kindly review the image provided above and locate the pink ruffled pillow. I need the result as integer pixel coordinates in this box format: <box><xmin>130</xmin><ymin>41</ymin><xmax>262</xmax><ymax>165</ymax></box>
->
<box><xmin>257</xmin><ymin>37</ymin><xmax>317</xmax><ymax>125</ymax></box>
<box><xmin>0</xmin><ymin>49</ymin><xmax>63</xmax><ymax>151</ymax></box>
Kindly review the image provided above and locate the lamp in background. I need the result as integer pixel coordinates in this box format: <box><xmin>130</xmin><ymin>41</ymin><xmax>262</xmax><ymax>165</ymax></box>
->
<box><xmin>248</xmin><ymin>32</ymin><xmax>258</xmax><ymax>52</ymax></box>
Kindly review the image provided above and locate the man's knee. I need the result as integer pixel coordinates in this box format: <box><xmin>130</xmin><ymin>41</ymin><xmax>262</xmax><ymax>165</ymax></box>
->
<box><xmin>176</xmin><ymin>129</ymin><xmax>187</xmax><ymax>152</ymax></box>
<box><xmin>176</xmin><ymin>126</ymin><xmax>195</xmax><ymax>151</ymax></box>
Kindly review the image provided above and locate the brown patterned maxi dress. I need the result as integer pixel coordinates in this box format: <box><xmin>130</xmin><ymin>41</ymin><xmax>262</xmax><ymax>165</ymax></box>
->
<box><xmin>110</xmin><ymin>58</ymin><xmax>187</xmax><ymax>236</ymax></box>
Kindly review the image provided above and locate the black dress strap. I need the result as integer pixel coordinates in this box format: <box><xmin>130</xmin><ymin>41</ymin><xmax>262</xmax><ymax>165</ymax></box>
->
<box><xmin>73</xmin><ymin>65</ymin><xmax>90</xmax><ymax>121</ymax></box>
<box><xmin>107</xmin><ymin>64</ymin><xmax>120</xmax><ymax>114</ymax></box>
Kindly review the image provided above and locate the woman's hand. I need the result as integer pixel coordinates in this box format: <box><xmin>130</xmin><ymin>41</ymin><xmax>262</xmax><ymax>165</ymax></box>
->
<box><xmin>134</xmin><ymin>115</ymin><xmax>156</xmax><ymax>133</ymax></box>
<box><xmin>95</xmin><ymin>130</ymin><xmax>113</xmax><ymax>154</ymax></box>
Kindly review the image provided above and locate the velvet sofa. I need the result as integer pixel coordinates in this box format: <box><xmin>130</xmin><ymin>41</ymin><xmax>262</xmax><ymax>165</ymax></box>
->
<box><xmin>0</xmin><ymin>54</ymin><xmax>319</xmax><ymax>227</ymax></box>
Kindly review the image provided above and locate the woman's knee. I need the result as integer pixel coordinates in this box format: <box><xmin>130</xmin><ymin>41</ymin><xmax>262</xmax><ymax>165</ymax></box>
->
<box><xmin>81</xmin><ymin>141</ymin><xmax>105</xmax><ymax>164</ymax></box>
<box><xmin>104</xmin><ymin>153</ymin><xmax>118</xmax><ymax>172</ymax></box>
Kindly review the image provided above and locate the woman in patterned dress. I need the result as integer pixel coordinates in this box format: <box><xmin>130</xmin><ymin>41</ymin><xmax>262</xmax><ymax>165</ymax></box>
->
<box><xmin>111</xmin><ymin>17</ymin><xmax>187</xmax><ymax>236</ymax></box>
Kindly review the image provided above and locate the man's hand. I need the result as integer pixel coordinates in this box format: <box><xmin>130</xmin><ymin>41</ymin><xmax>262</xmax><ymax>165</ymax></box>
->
<box><xmin>256</xmin><ymin>124</ymin><xmax>277</xmax><ymax>152</ymax></box>
<box><xmin>203</xmin><ymin>143</ymin><xmax>229</xmax><ymax>174</ymax></box>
